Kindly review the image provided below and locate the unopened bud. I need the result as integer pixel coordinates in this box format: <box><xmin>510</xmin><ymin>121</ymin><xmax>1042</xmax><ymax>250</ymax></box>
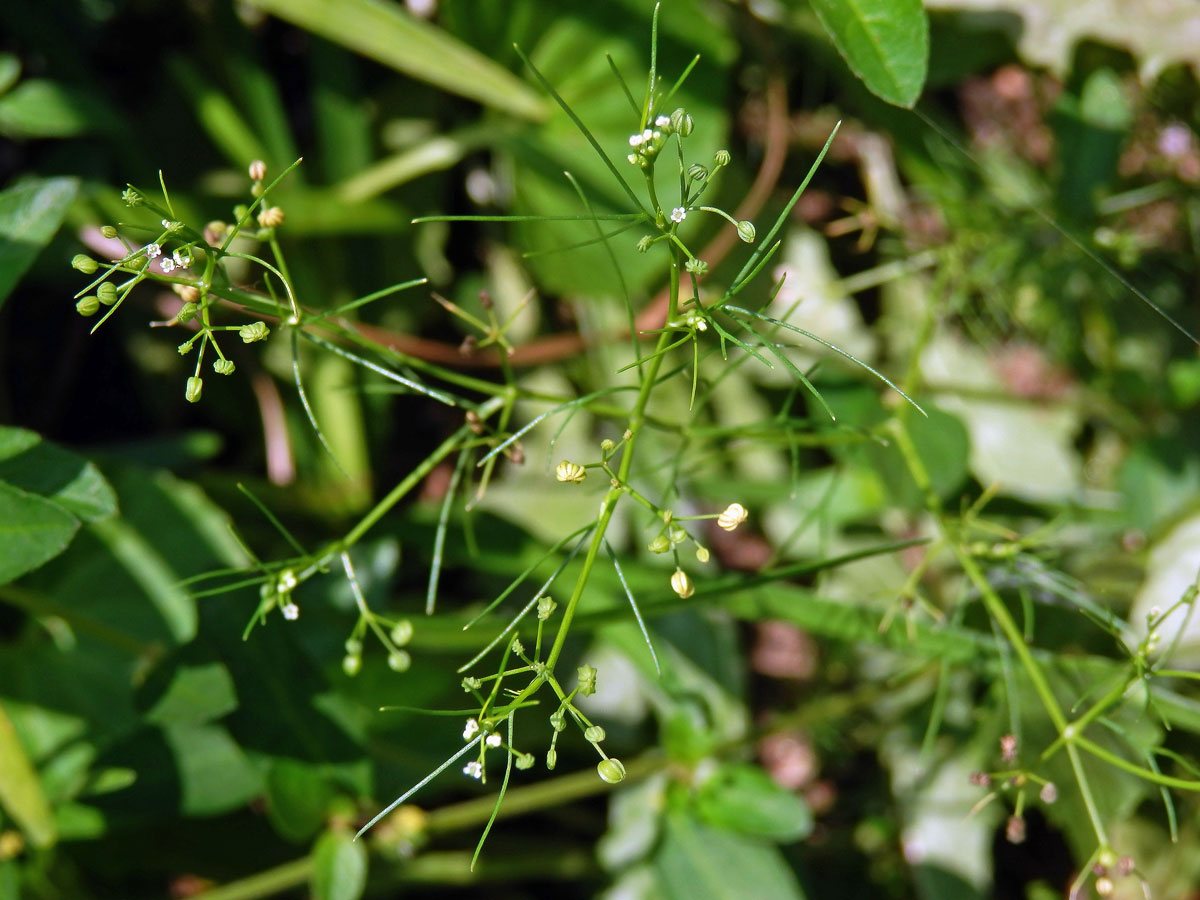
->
<box><xmin>648</xmin><ymin>535</ymin><xmax>671</xmax><ymax>554</ymax></box>
<box><xmin>688</xmin><ymin>163</ymin><xmax>708</xmax><ymax>182</ymax></box>
<box><xmin>390</xmin><ymin>620</ymin><xmax>414</xmax><ymax>646</ymax></box>
<box><xmin>1005</xmin><ymin>815</ymin><xmax>1025</xmax><ymax>844</ymax></box>
<box><xmin>213</xmin><ymin>358</ymin><xmax>236</xmax><ymax>375</ymax></box>
<box><xmin>696</xmin><ymin>546</ymin><xmax>710</xmax><ymax>563</ymax></box>
<box><xmin>76</xmin><ymin>295</ymin><xmax>99</xmax><ymax>316</ymax></box>
<box><xmin>546</xmin><ymin>748</ymin><xmax>558</xmax><ymax>770</ymax></box>
<box><xmin>685</xmin><ymin>258</ymin><xmax>708</xmax><ymax>276</ymax></box>
<box><xmin>555</xmin><ymin>460</ymin><xmax>587</xmax><ymax>483</ymax></box>
<box><xmin>671</xmin><ymin>568</ymin><xmax>694</xmax><ymax>599</ymax></box>
<box><xmin>584</xmin><ymin>725</ymin><xmax>606</xmax><ymax>743</ymax></box>
<box><xmin>537</xmin><ymin>596</ymin><xmax>557</xmax><ymax>620</ymax></box>
<box><xmin>342</xmin><ymin>654</ymin><xmax>362</xmax><ymax>677</ymax></box>
<box><xmin>185</xmin><ymin>376</ymin><xmax>203</xmax><ymax>403</ymax></box>
<box><xmin>577</xmin><ymin>664</ymin><xmax>597</xmax><ymax>695</ymax></box>
<box><xmin>97</xmin><ymin>282</ymin><xmax>118</xmax><ymax>305</ymax></box>
<box><xmin>669</xmin><ymin>107</ymin><xmax>694</xmax><ymax>136</ymax></box>
<box><xmin>515</xmin><ymin>753</ymin><xmax>535</xmax><ymax>770</ymax></box>
<box><xmin>736</xmin><ymin>220</ymin><xmax>756</xmax><ymax>243</ymax></box>
<box><xmin>714</xmin><ymin>149</ymin><xmax>731</xmax><ymax>167</ymax></box>
<box><xmin>99</xmin><ymin>225</ymin><xmax>118</xmax><ymax>240</ymax></box>
<box><xmin>249</xmin><ymin>160</ymin><xmax>267</xmax><ymax>182</ymax></box>
<box><xmin>71</xmin><ymin>254</ymin><xmax>98</xmax><ymax>274</ymax></box>
<box><xmin>636</xmin><ymin>235</ymin><xmax>654</xmax><ymax>253</ymax></box>
<box><xmin>1039</xmin><ymin>782</ymin><xmax>1057</xmax><ymax>803</ymax></box>
<box><xmin>257</xmin><ymin>206</ymin><xmax>285</xmax><ymax>228</ymax></box>
<box><xmin>597</xmin><ymin>758</ymin><xmax>626</xmax><ymax>784</ymax></box>
<box><xmin>177</xmin><ymin>302</ymin><xmax>199</xmax><ymax>323</ymax></box>
<box><xmin>387</xmin><ymin>650</ymin><xmax>411</xmax><ymax>672</ymax></box>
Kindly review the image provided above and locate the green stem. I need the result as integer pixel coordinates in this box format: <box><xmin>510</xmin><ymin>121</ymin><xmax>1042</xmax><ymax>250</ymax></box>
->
<box><xmin>192</xmin><ymin>856</ymin><xmax>312</xmax><ymax>900</ymax></box>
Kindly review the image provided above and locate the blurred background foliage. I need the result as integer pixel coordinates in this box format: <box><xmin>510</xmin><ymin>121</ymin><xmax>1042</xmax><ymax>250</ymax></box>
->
<box><xmin>3</xmin><ymin>1</ymin><xmax>1200</xmax><ymax>898</ymax></box>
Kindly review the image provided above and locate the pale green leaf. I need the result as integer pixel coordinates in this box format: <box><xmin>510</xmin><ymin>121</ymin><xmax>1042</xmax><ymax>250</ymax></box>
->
<box><xmin>0</xmin><ymin>702</ymin><xmax>56</xmax><ymax>848</ymax></box>
<box><xmin>311</xmin><ymin>829</ymin><xmax>368</xmax><ymax>900</ymax></box>
<box><xmin>0</xmin><ymin>427</ymin><xmax>117</xmax><ymax>523</ymax></box>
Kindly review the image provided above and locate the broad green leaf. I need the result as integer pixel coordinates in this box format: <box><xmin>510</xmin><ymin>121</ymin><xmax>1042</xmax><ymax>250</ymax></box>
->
<box><xmin>311</xmin><ymin>828</ymin><xmax>368</xmax><ymax>900</ymax></box>
<box><xmin>0</xmin><ymin>861</ymin><xmax>17</xmax><ymax>900</ymax></box>
<box><xmin>0</xmin><ymin>481</ymin><xmax>78</xmax><ymax>585</ymax></box>
<box><xmin>0</xmin><ymin>176</ymin><xmax>78</xmax><ymax>309</ymax></box>
<box><xmin>0</xmin><ymin>702</ymin><xmax>56</xmax><ymax>848</ymax></box>
<box><xmin>266</xmin><ymin>759</ymin><xmax>337</xmax><ymax>843</ymax></box>
<box><xmin>694</xmin><ymin>764</ymin><xmax>813</xmax><ymax>842</ymax></box>
<box><xmin>0</xmin><ymin>80</ymin><xmax>111</xmax><ymax>138</ymax></box>
<box><xmin>655</xmin><ymin>812</ymin><xmax>807</xmax><ymax>900</ymax></box>
<box><xmin>162</xmin><ymin>724</ymin><xmax>262</xmax><ymax>817</ymax></box>
<box><xmin>140</xmin><ymin>661</ymin><xmax>239</xmax><ymax>728</ymax></box>
<box><xmin>810</xmin><ymin>0</ymin><xmax>929</xmax><ymax>108</ymax></box>
<box><xmin>0</xmin><ymin>427</ymin><xmax>117</xmax><ymax>523</ymax></box>
<box><xmin>242</xmin><ymin>0</ymin><xmax>545</xmax><ymax>121</ymax></box>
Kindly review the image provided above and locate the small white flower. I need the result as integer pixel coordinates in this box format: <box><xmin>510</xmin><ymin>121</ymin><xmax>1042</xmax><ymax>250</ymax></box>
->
<box><xmin>281</xmin><ymin>602</ymin><xmax>299</xmax><ymax>620</ymax></box>
<box><xmin>642</xmin><ymin>129</ymin><xmax>653</xmax><ymax>140</ymax></box>
<box><xmin>145</xmin><ymin>243</ymin><xmax>162</xmax><ymax>259</ymax></box>
<box><xmin>670</xmin><ymin>207</ymin><xmax>687</xmax><ymax>224</ymax></box>
<box><xmin>463</xmin><ymin>760</ymin><xmax>483</xmax><ymax>779</ymax></box>
<box><xmin>627</xmin><ymin>154</ymin><xmax>638</xmax><ymax>165</ymax></box>
<box><xmin>485</xmin><ymin>733</ymin><xmax>502</xmax><ymax>748</ymax></box>
<box><xmin>172</xmin><ymin>248</ymin><xmax>192</xmax><ymax>269</ymax></box>
<box><xmin>463</xmin><ymin>718</ymin><xmax>480</xmax><ymax>740</ymax></box>
<box><xmin>160</xmin><ymin>258</ymin><xmax>176</xmax><ymax>274</ymax></box>
<box><xmin>277</xmin><ymin>569</ymin><xmax>298</xmax><ymax>592</ymax></box>
<box><xmin>629</xmin><ymin>133</ymin><xmax>644</xmax><ymax>147</ymax></box>
<box><xmin>655</xmin><ymin>115</ymin><xmax>670</xmax><ymax>127</ymax></box>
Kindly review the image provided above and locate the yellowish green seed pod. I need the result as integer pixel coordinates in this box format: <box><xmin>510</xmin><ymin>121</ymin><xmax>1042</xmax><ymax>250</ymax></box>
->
<box><xmin>714</xmin><ymin>149</ymin><xmax>731</xmax><ymax>167</ymax></box>
<box><xmin>213</xmin><ymin>359</ymin><xmax>235</xmax><ymax>375</ymax></box>
<box><xmin>555</xmin><ymin>460</ymin><xmax>587</xmax><ymax>483</ymax></box>
<box><xmin>597</xmin><ymin>758</ymin><xmax>626</xmax><ymax>784</ymax></box>
<box><xmin>584</xmin><ymin>725</ymin><xmax>606</xmax><ymax>743</ymax></box>
<box><xmin>648</xmin><ymin>535</ymin><xmax>671</xmax><ymax>554</ymax></box>
<box><xmin>387</xmin><ymin>650</ymin><xmax>411</xmax><ymax>672</ymax></box>
<box><xmin>97</xmin><ymin>282</ymin><xmax>118</xmax><ymax>305</ymax></box>
<box><xmin>76</xmin><ymin>295</ymin><xmax>99</xmax><ymax>316</ymax></box>
<box><xmin>240</xmin><ymin>321</ymin><xmax>270</xmax><ymax>343</ymax></box>
<box><xmin>100</xmin><ymin>225</ymin><xmax>118</xmax><ymax>239</ymax></box>
<box><xmin>185</xmin><ymin>376</ymin><xmax>203</xmax><ymax>403</ymax></box>
<box><xmin>736</xmin><ymin>220</ymin><xmax>756</xmax><ymax>243</ymax></box>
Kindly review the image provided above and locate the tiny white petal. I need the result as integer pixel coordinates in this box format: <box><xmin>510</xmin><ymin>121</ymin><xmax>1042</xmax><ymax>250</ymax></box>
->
<box><xmin>486</xmin><ymin>733</ymin><xmax>502</xmax><ymax>747</ymax></box>
<box><xmin>642</xmin><ymin>129</ymin><xmax>653</xmax><ymax>139</ymax></box>
<box><xmin>670</xmin><ymin>207</ymin><xmax>687</xmax><ymax>224</ymax></box>
<box><xmin>655</xmin><ymin>115</ymin><xmax>670</xmax><ymax>127</ymax></box>
<box><xmin>281</xmin><ymin>602</ymin><xmax>299</xmax><ymax>620</ymax></box>
<box><xmin>160</xmin><ymin>258</ymin><xmax>176</xmax><ymax>273</ymax></box>
<box><xmin>629</xmin><ymin>134</ymin><xmax>644</xmax><ymax>147</ymax></box>
<box><xmin>145</xmin><ymin>243</ymin><xmax>162</xmax><ymax>259</ymax></box>
<box><xmin>463</xmin><ymin>718</ymin><xmax>480</xmax><ymax>740</ymax></box>
<box><xmin>463</xmin><ymin>761</ymin><xmax>483</xmax><ymax>779</ymax></box>
<box><xmin>627</xmin><ymin>154</ymin><xmax>638</xmax><ymax>164</ymax></box>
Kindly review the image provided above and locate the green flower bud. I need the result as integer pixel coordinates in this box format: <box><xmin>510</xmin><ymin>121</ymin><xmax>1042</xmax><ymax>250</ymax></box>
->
<box><xmin>121</xmin><ymin>187</ymin><xmax>142</xmax><ymax>207</ymax></box>
<box><xmin>684</xmin><ymin>258</ymin><xmax>708</xmax><ymax>276</ymax></box>
<box><xmin>546</xmin><ymin>748</ymin><xmax>558</xmax><ymax>770</ymax></box>
<box><xmin>342</xmin><ymin>654</ymin><xmax>362</xmax><ymax>677</ymax></box>
<box><xmin>178</xmin><ymin>341</ymin><xmax>194</xmax><ymax>356</ymax></box>
<box><xmin>71</xmin><ymin>254</ymin><xmax>98</xmax><ymax>274</ymax></box>
<box><xmin>344</xmin><ymin>638</ymin><xmax>363</xmax><ymax>655</ymax></box>
<box><xmin>696</xmin><ymin>546</ymin><xmax>710</xmax><ymax>563</ymax></box>
<box><xmin>129</xmin><ymin>255</ymin><xmax>149</xmax><ymax>271</ymax></box>
<box><xmin>636</xmin><ymin>235</ymin><xmax>654</xmax><ymax>253</ymax></box>
<box><xmin>714</xmin><ymin>149</ymin><xmax>731</xmax><ymax>167</ymax></box>
<box><xmin>99</xmin><ymin>225</ymin><xmax>118</xmax><ymax>240</ymax></box>
<box><xmin>736</xmin><ymin>220</ymin><xmax>756</xmax><ymax>243</ymax></box>
<box><xmin>390</xmin><ymin>620</ymin><xmax>414</xmax><ymax>646</ymax></box>
<box><xmin>515</xmin><ymin>753</ymin><xmax>535</xmax><ymax>770</ymax></box>
<box><xmin>232</xmin><ymin>204</ymin><xmax>250</xmax><ymax>222</ymax></box>
<box><xmin>185</xmin><ymin>376</ymin><xmax>203</xmax><ymax>403</ymax></box>
<box><xmin>177</xmin><ymin>302</ymin><xmax>199</xmax><ymax>323</ymax></box>
<box><xmin>550</xmin><ymin>711</ymin><xmax>565</xmax><ymax>733</ymax></box>
<box><xmin>387</xmin><ymin>650</ymin><xmax>411</xmax><ymax>672</ymax></box>
<box><xmin>97</xmin><ymin>282</ymin><xmax>118</xmax><ymax>305</ymax></box>
<box><xmin>577</xmin><ymin>664</ymin><xmax>597</xmax><ymax>696</ymax></box>
<box><xmin>648</xmin><ymin>535</ymin><xmax>671</xmax><ymax>554</ymax></box>
<box><xmin>537</xmin><ymin>596</ymin><xmax>557</xmax><ymax>620</ymax></box>
<box><xmin>240</xmin><ymin>321</ymin><xmax>270</xmax><ymax>343</ymax></box>
<box><xmin>76</xmin><ymin>295</ymin><xmax>99</xmax><ymax>316</ymax></box>
<box><xmin>669</xmin><ymin>525</ymin><xmax>687</xmax><ymax>544</ymax></box>
<box><xmin>584</xmin><ymin>725</ymin><xmax>606</xmax><ymax>743</ymax></box>
<box><xmin>213</xmin><ymin>358</ymin><xmax>236</xmax><ymax>375</ymax></box>
<box><xmin>597</xmin><ymin>758</ymin><xmax>626</xmax><ymax>784</ymax></box>
<box><xmin>600</xmin><ymin>438</ymin><xmax>615</xmax><ymax>453</ymax></box>
<box><xmin>669</xmin><ymin>108</ymin><xmax>694</xmax><ymax>136</ymax></box>
<box><xmin>687</xmin><ymin>164</ymin><xmax>708</xmax><ymax>182</ymax></box>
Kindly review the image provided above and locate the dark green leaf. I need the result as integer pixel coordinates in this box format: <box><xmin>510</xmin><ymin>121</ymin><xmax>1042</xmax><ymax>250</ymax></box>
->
<box><xmin>141</xmin><ymin>662</ymin><xmax>239</xmax><ymax>728</ymax></box>
<box><xmin>266</xmin><ymin>759</ymin><xmax>337</xmax><ymax>843</ymax></box>
<box><xmin>0</xmin><ymin>176</ymin><xmax>78</xmax><ymax>309</ymax></box>
<box><xmin>0</xmin><ymin>481</ymin><xmax>78</xmax><ymax>585</ymax></box>
<box><xmin>0</xmin><ymin>80</ymin><xmax>112</xmax><ymax>138</ymax></box>
<box><xmin>311</xmin><ymin>828</ymin><xmax>368</xmax><ymax>900</ymax></box>
<box><xmin>162</xmin><ymin>723</ymin><xmax>262</xmax><ymax>817</ymax></box>
<box><xmin>0</xmin><ymin>427</ymin><xmax>117</xmax><ymax>523</ymax></box>
<box><xmin>810</xmin><ymin>0</ymin><xmax>929</xmax><ymax>107</ymax></box>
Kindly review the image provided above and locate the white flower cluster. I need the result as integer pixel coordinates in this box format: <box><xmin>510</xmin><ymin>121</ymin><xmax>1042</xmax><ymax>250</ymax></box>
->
<box><xmin>625</xmin><ymin>115</ymin><xmax>672</xmax><ymax>168</ymax></box>
<box><xmin>145</xmin><ymin>240</ymin><xmax>193</xmax><ymax>275</ymax></box>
